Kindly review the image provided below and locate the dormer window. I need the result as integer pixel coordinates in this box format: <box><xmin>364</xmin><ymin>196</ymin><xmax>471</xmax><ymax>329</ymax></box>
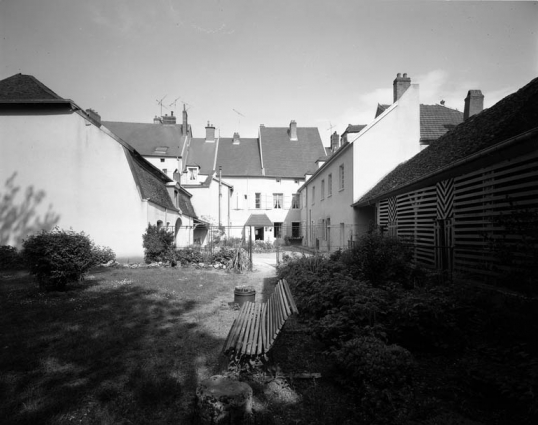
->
<box><xmin>187</xmin><ymin>167</ymin><xmax>199</xmax><ymax>181</ymax></box>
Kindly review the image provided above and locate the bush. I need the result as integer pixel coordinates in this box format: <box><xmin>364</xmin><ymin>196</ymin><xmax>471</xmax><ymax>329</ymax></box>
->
<box><xmin>0</xmin><ymin>245</ymin><xmax>23</xmax><ymax>270</ymax></box>
<box><xmin>91</xmin><ymin>245</ymin><xmax>116</xmax><ymax>265</ymax></box>
<box><xmin>21</xmin><ymin>228</ymin><xmax>100</xmax><ymax>290</ymax></box>
<box><xmin>331</xmin><ymin>336</ymin><xmax>415</xmax><ymax>424</ymax></box>
<box><xmin>339</xmin><ymin>231</ymin><xmax>416</xmax><ymax>287</ymax></box>
<box><xmin>142</xmin><ymin>224</ymin><xmax>175</xmax><ymax>263</ymax></box>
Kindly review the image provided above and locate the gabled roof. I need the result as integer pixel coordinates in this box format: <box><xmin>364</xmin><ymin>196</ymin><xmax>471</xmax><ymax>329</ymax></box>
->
<box><xmin>183</xmin><ymin>138</ymin><xmax>217</xmax><ymax>174</ymax></box>
<box><xmin>355</xmin><ymin>76</ymin><xmax>538</xmax><ymax>206</ymax></box>
<box><xmin>102</xmin><ymin>121</ymin><xmax>187</xmax><ymax>158</ymax></box>
<box><xmin>0</xmin><ymin>74</ymin><xmax>65</xmax><ymax>101</ymax></box>
<box><xmin>375</xmin><ymin>104</ymin><xmax>390</xmax><ymax>118</ymax></box>
<box><xmin>420</xmin><ymin>104</ymin><xmax>463</xmax><ymax>143</ymax></box>
<box><xmin>259</xmin><ymin>126</ymin><xmax>326</xmax><ymax>178</ymax></box>
<box><xmin>216</xmin><ymin>137</ymin><xmax>263</xmax><ymax>176</ymax></box>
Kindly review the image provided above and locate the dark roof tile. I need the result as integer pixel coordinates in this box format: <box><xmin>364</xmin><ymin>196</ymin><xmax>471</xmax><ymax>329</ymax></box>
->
<box><xmin>0</xmin><ymin>74</ymin><xmax>64</xmax><ymax>100</ymax></box>
<box><xmin>184</xmin><ymin>138</ymin><xmax>217</xmax><ymax>174</ymax></box>
<box><xmin>216</xmin><ymin>137</ymin><xmax>263</xmax><ymax>176</ymax></box>
<box><xmin>420</xmin><ymin>104</ymin><xmax>463</xmax><ymax>142</ymax></box>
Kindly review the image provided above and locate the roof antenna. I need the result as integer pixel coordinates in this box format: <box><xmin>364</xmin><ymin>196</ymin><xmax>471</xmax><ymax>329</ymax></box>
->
<box><xmin>233</xmin><ymin>108</ymin><xmax>246</xmax><ymax>133</ymax></box>
<box><xmin>169</xmin><ymin>97</ymin><xmax>181</xmax><ymax>111</ymax></box>
<box><xmin>326</xmin><ymin>121</ymin><xmax>336</xmax><ymax>136</ymax></box>
<box><xmin>156</xmin><ymin>95</ymin><xmax>168</xmax><ymax>116</ymax></box>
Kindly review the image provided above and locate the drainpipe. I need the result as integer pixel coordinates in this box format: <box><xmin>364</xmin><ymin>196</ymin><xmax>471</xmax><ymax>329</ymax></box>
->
<box><xmin>219</xmin><ymin>166</ymin><xmax>222</xmax><ymax>228</ymax></box>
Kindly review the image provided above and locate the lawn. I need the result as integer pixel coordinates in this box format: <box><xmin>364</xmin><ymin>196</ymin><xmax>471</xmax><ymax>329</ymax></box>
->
<box><xmin>0</xmin><ymin>266</ymin><xmax>256</xmax><ymax>424</ymax></box>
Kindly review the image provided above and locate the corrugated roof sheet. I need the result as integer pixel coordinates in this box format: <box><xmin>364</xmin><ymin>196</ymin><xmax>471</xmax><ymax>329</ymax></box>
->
<box><xmin>260</xmin><ymin>127</ymin><xmax>326</xmax><ymax>177</ymax></box>
<box><xmin>420</xmin><ymin>104</ymin><xmax>463</xmax><ymax>142</ymax></box>
<box><xmin>103</xmin><ymin>121</ymin><xmax>187</xmax><ymax>158</ymax></box>
<box><xmin>216</xmin><ymin>137</ymin><xmax>263</xmax><ymax>176</ymax></box>
<box><xmin>357</xmin><ymin>76</ymin><xmax>538</xmax><ymax>205</ymax></box>
<box><xmin>0</xmin><ymin>74</ymin><xmax>64</xmax><ymax>100</ymax></box>
<box><xmin>183</xmin><ymin>138</ymin><xmax>217</xmax><ymax>174</ymax></box>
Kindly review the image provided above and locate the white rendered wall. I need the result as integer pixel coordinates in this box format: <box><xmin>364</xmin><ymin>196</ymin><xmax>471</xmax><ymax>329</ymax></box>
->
<box><xmin>0</xmin><ymin>110</ymin><xmax>150</xmax><ymax>262</ymax></box>
<box><xmin>352</xmin><ymin>84</ymin><xmax>420</xmax><ymax>202</ymax></box>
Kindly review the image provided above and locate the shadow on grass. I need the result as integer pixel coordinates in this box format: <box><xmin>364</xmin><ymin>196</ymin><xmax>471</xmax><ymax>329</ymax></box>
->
<box><xmin>0</xmin><ymin>270</ymin><xmax>226</xmax><ymax>424</ymax></box>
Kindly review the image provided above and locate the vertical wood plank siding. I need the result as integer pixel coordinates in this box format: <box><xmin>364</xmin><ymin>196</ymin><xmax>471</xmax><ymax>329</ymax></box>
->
<box><xmin>374</xmin><ymin>150</ymin><xmax>538</xmax><ymax>281</ymax></box>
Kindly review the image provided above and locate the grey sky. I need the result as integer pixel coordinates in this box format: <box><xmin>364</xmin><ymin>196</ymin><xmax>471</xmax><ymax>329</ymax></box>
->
<box><xmin>1</xmin><ymin>0</ymin><xmax>536</xmax><ymax>141</ymax></box>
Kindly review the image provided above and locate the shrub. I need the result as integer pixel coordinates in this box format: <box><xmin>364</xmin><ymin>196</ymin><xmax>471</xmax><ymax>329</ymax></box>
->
<box><xmin>331</xmin><ymin>336</ymin><xmax>415</xmax><ymax>424</ymax></box>
<box><xmin>91</xmin><ymin>245</ymin><xmax>116</xmax><ymax>265</ymax></box>
<box><xmin>0</xmin><ymin>245</ymin><xmax>23</xmax><ymax>270</ymax></box>
<box><xmin>142</xmin><ymin>224</ymin><xmax>175</xmax><ymax>263</ymax></box>
<box><xmin>339</xmin><ymin>231</ymin><xmax>415</xmax><ymax>287</ymax></box>
<box><xmin>21</xmin><ymin>228</ymin><xmax>98</xmax><ymax>290</ymax></box>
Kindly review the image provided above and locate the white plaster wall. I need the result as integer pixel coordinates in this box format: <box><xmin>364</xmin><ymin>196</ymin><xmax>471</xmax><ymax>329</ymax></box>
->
<box><xmin>144</xmin><ymin>156</ymin><xmax>179</xmax><ymax>180</ymax></box>
<box><xmin>0</xmin><ymin>110</ymin><xmax>149</xmax><ymax>262</ymax></box>
<box><xmin>299</xmin><ymin>144</ymin><xmax>356</xmax><ymax>250</ymax></box>
<box><xmin>224</xmin><ymin>176</ymin><xmax>303</xmax><ymax>240</ymax></box>
<box><xmin>185</xmin><ymin>181</ymin><xmax>232</xmax><ymax>228</ymax></box>
<box><xmin>352</xmin><ymin>84</ymin><xmax>420</xmax><ymax>202</ymax></box>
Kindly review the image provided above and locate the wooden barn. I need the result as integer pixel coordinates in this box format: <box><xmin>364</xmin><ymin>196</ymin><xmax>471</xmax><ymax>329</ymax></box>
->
<box><xmin>353</xmin><ymin>77</ymin><xmax>538</xmax><ymax>290</ymax></box>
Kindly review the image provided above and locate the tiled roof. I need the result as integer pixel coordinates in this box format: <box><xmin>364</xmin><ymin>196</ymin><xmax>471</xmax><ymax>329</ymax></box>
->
<box><xmin>184</xmin><ymin>138</ymin><xmax>217</xmax><ymax>174</ymax></box>
<box><xmin>375</xmin><ymin>104</ymin><xmax>390</xmax><ymax>118</ymax></box>
<box><xmin>103</xmin><ymin>121</ymin><xmax>187</xmax><ymax>158</ymax></box>
<box><xmin>259</xmin><ymin>127</ymin><xmax>326</xmax><ymax>177</ymax></box>
<box><xmin>245</xmin><ymin>213</ymin><xmax>273</xmax><ymax>227</ymax></box>
<box><xmin>177</xmin><ymin>187</ymin><xmax>197</xmax><ymax>218</ymax></box>
<box><xmin>0</xmin><ymin>74</ymin><xmax>64</xmax><ymax>100</ymax></box>
<box><xmin>216</xmin><ymin>137</ymin><xmax>263</xmax><ymax>176</ymax></box>
<box><xmin>356</xmin><ymin>76</ymin><xmax>538</xmax><ymax>205</ymax></box>
<box><xmin>420</xmin><ymin>104</ymin><xmax>463</xmax><ymax>143</ymax></box>
<box><xmin>344</xmin><ymin>124</ymin><xmax>367</xmax><ymax>134</ymax></box>
<box><xmin>126</xmin><ymin>152</ymin><xmax>178</xmax><ymax>212</ymax></box>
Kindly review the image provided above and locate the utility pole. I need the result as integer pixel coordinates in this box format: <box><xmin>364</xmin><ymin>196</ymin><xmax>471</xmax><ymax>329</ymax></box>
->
<box><xmin>218</xmin><ymin>166</ymin><xmax>222</xmax><ymax>229</ymax></box>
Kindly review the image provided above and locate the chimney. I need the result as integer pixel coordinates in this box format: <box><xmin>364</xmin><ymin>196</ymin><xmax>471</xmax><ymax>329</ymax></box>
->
<box><xmin>205</xmin><ymin>121</ymin><xmax>215</xmax><ymax>142</ymax></box>
<box><xmin>182</xmin><ymin>105</ymin><xmax>188</xmax><ymax>135</ymax></box>
<box><xmin>289</xmin><ymin>120</ymin><xmax>298</xmax><ymax>141</ymax></box>
<box><xmin>330</xmin><ymin>131</ymin><xmax>339</xmax><ymax>152</ymax></box>
<box><xmin>233</xmin><ymin>132</ymin><xmax>240</xmax><ymax>145</ymax></box>
<box><xmin>154</xmin><ymin>116</ymin><xmax>162</xmax><ymax>124</ymax></box>
<box><xmin>86</xmin><ymin>109</ymin><xmax>101</xmax><ymax>124</ymax></box>
<box><xmin>464</xmin><ymin>90</ymin><xmax>484</xmax><ymax>120</ymax></box>
<box><xmin>162</xmin><ymin>111</ymin><xmax>176</xmax><ymax>125</ymax></box>
<box><xmin>393</xmin><ymin>72</ymin><xmax>411</xmax><ymax>102</ymax></box>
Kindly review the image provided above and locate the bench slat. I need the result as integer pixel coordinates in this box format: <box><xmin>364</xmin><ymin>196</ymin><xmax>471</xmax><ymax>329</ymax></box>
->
<box><xmin>277</xmin><ymin>281</ymin><xmax>291</xmax><ymax>320</ymax></box>
<box><xmin>236</xmin><ymin>302</ymin><xmax>254</xmax><ymax>352</ymax></box>
<box><xmin>240</xmin><ymin>302</ymin><xmax>256</xmax><ymax>354</ymax></box>
<box><xmin>282</xmin><ymin>279</ymin><xmax>299</xmax><ymax>314</ymax></box>
<box><xmin>223</xmin><ymin>302</ymin><xmax>249</xmax><ymax>353</ymax></box>
<box><xmin>251</xmin><ymin>302</ymin><xmax>262</xmax><ymax>356</ymax></box>
<box><xmin>258</xmin><ymin>303</ymin><xmax>267</xmax><ymax>355</ymax></box>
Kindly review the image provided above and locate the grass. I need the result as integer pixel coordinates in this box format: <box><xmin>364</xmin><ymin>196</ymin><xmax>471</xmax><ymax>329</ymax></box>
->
<box><xmin>0</xmin><ymin>266</ymin><xmax>253</xmax><ymax>425</ymax></box>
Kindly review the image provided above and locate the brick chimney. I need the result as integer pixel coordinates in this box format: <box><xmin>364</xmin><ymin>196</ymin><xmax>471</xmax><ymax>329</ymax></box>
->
<box><xmin>464</xmin><ymin>90</ymin><xmax>484</xmax><ymax>120</ymax></box>
<box><xmin>233</xmin><ymin>132</ymin><xmax>240</xmax><ymax>145</ymax></box>
<box><xmin>330</xmin><ymin>131</ymin><xmax>339</xmax><ymax>152</ymax></box>
<box><xmin>86</xmin><ymin>109</ymin><xmax>101</xmax><ymax>124</ymax></box>
<box><xmin>162</xmin><ymin>111</ymin><xmax>176</xmax><ymax>125</ymax></box>
<box><xmin>393</xmin><ymin>73</ymin><xmax>411</xmax><ymax>102</ymax></box>
<box><xmin>205</xmin><ymin>121</ymin><xmax>215</xmax><ymax>142</ymax></box>
<box><xmin>182</xmin><ymin>105</ymin><xmax>188</xmax><ymax>135</ymax></box>
<box><xmin>289</xmin><ymin>120</ymin><xmax>298</xmax><ymax>141</ymax></box>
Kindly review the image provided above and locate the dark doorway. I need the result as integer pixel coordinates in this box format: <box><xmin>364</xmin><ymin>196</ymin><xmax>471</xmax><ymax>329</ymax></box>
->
<box><xmin>255</xmin><ymin>226</ymin><xmax>264</xmax><ymax>240</ymax></box>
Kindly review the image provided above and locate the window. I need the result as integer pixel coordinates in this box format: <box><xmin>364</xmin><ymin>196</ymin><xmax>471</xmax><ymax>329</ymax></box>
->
<box><xmin>328</xmin><ymin>174</ymin><xmax>332</xmax><ymax>196</ymax></box>
<box><xmin>255</xmin><ymin>193</ymin><xmax>261</xmax><ymax>209</ymax></box>
<box><xmin>273</xmin><ymin>193</ymin><xmax>283</xmax><ymax>209</ymax></box>
<box><xmin>274</xmin><ymin>222</ymin><xmax>282</xmax><ymax>238</ymax></box>
<box><xmin>188</xmin><ymin>167</ymin><xmax>198</xmax><ymax>181</ymax></box>
<box><xmin>162</xmin><ymin>168</ymin><xmax>167</xmax><ymax>174</ymax></box>
<box><xmin>312</xmin><ymin>186</ymin><xmax>316</xmax><ymax>204</ymax></box>
<box><xmin>339</xmin><ymin>164</ymin><xmax>345</xmax><ymax>190</ymax></box>
<box><xmin>292</xmin><ymin>193</ymin><xmax>300</xmax><ymax>209</ymax></box>
<box><xmin>160</xmin><ymin>158</ymin><xmax>165</xmax><ymax>163</ymax></box>
<box><xmin>292</xmin><ymin>222</ymin><xmax>300</xmax><ymax>238</ymax></box>
<box><xmin>321</xmin><ymin>179</ymin><xmax>325</xmax><ymax>200</ymax></box>
<box><xmin>276</xmin><ymin>178</ymin><xmax>281</xmax><ymax>183</ymax></box>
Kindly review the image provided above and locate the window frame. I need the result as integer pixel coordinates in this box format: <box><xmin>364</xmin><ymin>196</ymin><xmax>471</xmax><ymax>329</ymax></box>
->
<box><xmin>273</xmin><ymin>193</ymin><xmax>283</xmax><ymax>209</ymax></box>
<box><xmin>328</xmin><ymin>173</ymin><xmax>332</xmax><ymax>197</ymax></box>
<box><xmin>339</xmin><ymin>164</ymin><xmax>345</xmax><ymax>191</ymax></box>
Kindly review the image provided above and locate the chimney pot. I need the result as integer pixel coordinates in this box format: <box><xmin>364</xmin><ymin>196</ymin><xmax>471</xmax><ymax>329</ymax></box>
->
<box><xmin>233</xmin><ymin>132</ymin><xmax>240</xmax><ymax>145</ymax></box>
<box><xmin>393</xmin><ymin>72</ymin><xmax>412</xmax><ymax>103</ymax></box>
<box><xmin>397</xmin><ymin>73</ymin><xmax>401</xmax><ymax>78</ymax></box>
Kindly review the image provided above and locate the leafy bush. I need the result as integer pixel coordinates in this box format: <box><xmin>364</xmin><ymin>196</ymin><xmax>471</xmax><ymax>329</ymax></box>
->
<box><xmin>340</xmin><ymin>232</ymin><xmax>416</xmax><ymax>287</ymax></box>
<box><xmin>0</xmin><ymin>245</ymin><xmax>23</xmax><ymax>270</ymax></box>
<box><xmin>21</xmin><ymin>228</ymin><xmax>100</xmax><ymax>290</ymax></box>
<box><xmin>142</xmin><ymin>224</ymin><xmax>175</xmax><ymax>263</ymax></box>
<box><xmin>331</xmin><ymin>336</ymin><xmax>415</xmax><ymax>424</ymax></box>
<box><xmin>175</xmin><ymin>247</ymin><xmax>205</xmax><ymax>265</ymax></box>
<box><xmin>91</xmin><ymin>245</ymin><xmax>116</xmax><ymax>265</ymax></box>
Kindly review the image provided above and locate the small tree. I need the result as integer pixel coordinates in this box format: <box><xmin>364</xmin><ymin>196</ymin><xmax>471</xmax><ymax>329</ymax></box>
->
<box><xmin>142</xmin><ymin>224</ymin><xmax>175</xmax><ymax>263</ymax></box>
<box><xmin>21</xmin><ymin>228</ymin><xmax>107</xmax><ymax>290</ymax></box>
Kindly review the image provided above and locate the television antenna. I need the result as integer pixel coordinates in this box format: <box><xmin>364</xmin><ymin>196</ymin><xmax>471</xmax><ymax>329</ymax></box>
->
<box><xmin>168</xmin><ymin>97</ymin><xmax>181</xmax><ymax>110</ymax></box>
<box><xmin>156</xmin><ymin>95</ymin><xmax>168</xmax><ymax>116</ymax></box>
<box><xmin>326</xmin><ymin>121</ymin><xmax>336</xmax><ymax>133</ymax></box>
<box><xmin>233</xmin><ymin>108</ymin><xmax>246</xmax><ymax>133</ymax></box>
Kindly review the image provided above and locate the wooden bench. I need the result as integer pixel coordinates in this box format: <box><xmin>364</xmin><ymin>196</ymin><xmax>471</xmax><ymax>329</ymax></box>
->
<box><xmin>223</xmin><ymin>279</ymin><xmax>298</xmax><ymax>358</ymax></box>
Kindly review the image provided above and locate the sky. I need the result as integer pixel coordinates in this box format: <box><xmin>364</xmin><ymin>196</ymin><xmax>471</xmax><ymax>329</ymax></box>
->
<box><xmin>1</xmin><ymin>0</ymin><xmax>537</xmax><ymax>143</ymax></box>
